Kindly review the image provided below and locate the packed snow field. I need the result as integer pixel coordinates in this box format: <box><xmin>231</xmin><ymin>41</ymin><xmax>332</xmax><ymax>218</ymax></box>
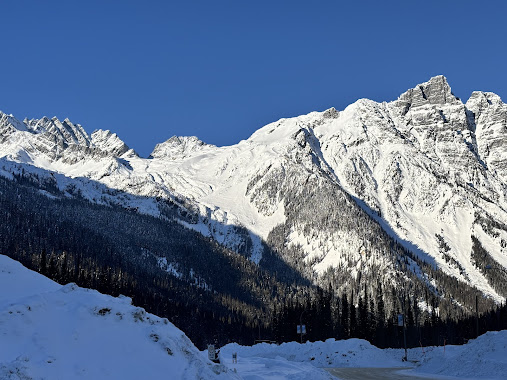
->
<box><xmin>1</xmin><ymin>255</ymin><xmax>506</xmax><ymax>380</ymax></box>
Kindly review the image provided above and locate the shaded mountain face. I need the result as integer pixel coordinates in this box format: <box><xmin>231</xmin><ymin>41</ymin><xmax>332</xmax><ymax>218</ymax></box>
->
<box><xmin>1</xmin><ymin>75</ymin><xmax>506</xmax><ymax>307</ymax></box>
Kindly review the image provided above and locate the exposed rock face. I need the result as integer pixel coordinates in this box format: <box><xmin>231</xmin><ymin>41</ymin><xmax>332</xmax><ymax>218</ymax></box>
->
<box><xmin>395</xmin><ymin>75</ymin><xmax>461</xmax><ymax>112</ymax></box>
<box><xmin>25</xmin><ymin>116</ymin><xmax>91</xmax><ymax>146</ymax></box>
<box><xmin>91</xmin><ymin>129</ymin><xmax>132</xmax><ymax>157</ymax></box>
<box><xmin>0</xmin><ymin>112</ymin><xmax>27</xmax><ymax>143</ymax></box>
<box><xmin>466</xmin><ymin>91</ymin><xmax>507</xmax><ymax>182</ymax></box>
<box><xmin>0</xmin><ymin>113</ymin><xmax>135</xmax><ymax>166</ymax></box>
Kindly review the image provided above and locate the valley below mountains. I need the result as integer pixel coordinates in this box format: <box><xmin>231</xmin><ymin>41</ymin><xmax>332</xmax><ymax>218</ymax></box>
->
<box><xmin>1</xmin><ymin>75</ymin><xmax>506</xmax><ymax>347</ymax></box>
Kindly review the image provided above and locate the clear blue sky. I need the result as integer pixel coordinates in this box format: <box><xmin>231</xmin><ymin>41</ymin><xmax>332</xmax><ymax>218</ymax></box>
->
<box><xmin>1</xmin><ymin>1</ymin><xmax>506</xmax><ymax>157</ymax></box>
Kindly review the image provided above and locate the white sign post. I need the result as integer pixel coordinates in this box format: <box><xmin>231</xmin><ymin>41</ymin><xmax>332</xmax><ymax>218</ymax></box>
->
<box><xmin>397</xmin><ymin>313</ymin><xmax>408</xmax><ymax>361</ymax></box>
<box><xmin>297</xmin><ymin>324</ymin><xmax>306</xmax><ymax>343</ymax></box>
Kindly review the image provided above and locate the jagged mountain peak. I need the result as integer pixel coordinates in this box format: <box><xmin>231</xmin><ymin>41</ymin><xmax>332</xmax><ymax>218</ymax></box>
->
<box><xmin>416</xmin><ymin>75</ymin><xmax>457</xmax><ymax>103</ymax></box>
<box><xmin>466</xmin><ymin>91</ymin><xmax>504</xmax><ymax>111</ymax></box>
<box><xmin>0</xmin><ymin>111</ymin><xmax>137</xmax><ymax>167</ymax></box>
<box><xmin>149</xmin><ymin>135</ymin><xmax>215</xmax><ymax>159</ymax></box>
<box><xmin>91</xmin><ymin>129</ymin><xmax>134</xmax><ymax>157</ymax></box>
<box><xmin>24</xmin><ymin>115</ymin><xmax>91</xmax><ymax>146</ymax></box>
<box><xmin>0</xmin><ymin>111</ymin><xmax>27</xmax><ymax>134</ymax></box>
<box><xmin>393</xmin><ymin>75</ymin><xmax>461</xmax><ymax>115</ymax></box>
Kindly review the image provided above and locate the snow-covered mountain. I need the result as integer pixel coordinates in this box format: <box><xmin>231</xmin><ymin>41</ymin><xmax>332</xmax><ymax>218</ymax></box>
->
<box><xmin>1</xmin><ymin>75</ymin><xmax>506</xmax><ymax>304</ymax></box>
<box><xmin>0</xmin><ymin>254</ymin><xmax>236</xmax><ymax>379</ymax></box>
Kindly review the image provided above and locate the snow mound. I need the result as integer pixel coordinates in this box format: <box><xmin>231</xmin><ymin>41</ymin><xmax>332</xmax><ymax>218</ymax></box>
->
<box><xmin>222</xmin><ymin>338</ymin><xmax>404</xmax><ymax>368</ymax></box>
<box><xmin>0</xmin><ymin>255</ymin><xmax>238</xmax><ymax>380</ymax></box>
<box><xmin>414</xmin><ymin>331</ymin><xmax>507</xmax><ymax>379</ymax></box>
<box><xmin>220</xmin><ymin>333</ymin><xmax>507</xmax><ymax>379</ymax></box>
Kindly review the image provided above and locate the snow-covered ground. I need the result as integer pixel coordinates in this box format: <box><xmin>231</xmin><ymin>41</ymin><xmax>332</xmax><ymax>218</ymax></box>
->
<box><xmin>0</xmin><ymin>255</ymin><xmax>237</xmax><ymax>380</ymax></box>
<box><xmin>1</xmin><ymin>254</ymin><xmax>506</xmax><ymax>379</ymax></box>
<box><xmin>218</xmin><ymin>339</ymin><xmax>402</xmax><ymax>379</ymax></box>
<box><xmin>219</xmin><ymin>333</ymin><xmax>507</xmax><ymax>380</ymax></box>
<box><xmin>408</xmin><ymin>331</ymin><xmax>507</xmax><ymax>379</ymax></box>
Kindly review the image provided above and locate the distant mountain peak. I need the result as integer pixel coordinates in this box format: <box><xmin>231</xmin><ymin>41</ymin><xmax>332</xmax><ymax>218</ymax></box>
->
<box><xmin>1</xmin><ymin>77</ymin><xmax>506</xmax><ymax>308</ymax></box>
<box><xmin>149</xmin><ymin>135</ymin><xmax>215</xmax><ymax>159</ymax></box>
<box><xmin>91</xmin><ymin>129</ymin><xmax>133</xmax><ymax>157</ymax></box>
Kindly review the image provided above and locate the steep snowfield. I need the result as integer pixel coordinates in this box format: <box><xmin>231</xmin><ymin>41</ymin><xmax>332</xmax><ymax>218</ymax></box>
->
<box><xmin>1</xmin><ymin>75</ymin><xmax>506</xmax><ymax>300</ymax></box>
<box><xmin>0</xmin><ymin>255</ymin><xmax>237</xmax><ymax>380</ymax></box>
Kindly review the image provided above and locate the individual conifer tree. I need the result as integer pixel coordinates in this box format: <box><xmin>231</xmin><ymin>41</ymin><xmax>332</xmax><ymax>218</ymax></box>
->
<box><xmin>350</xmin><ymin>290</ymin><xmax>357</xmax><ymax>338</ymax></box>
<box><xmin>341</xmin><ymin>293</ymin><xmax>350</xmax><ymax>339</ymax></box>
<box><xmin>39</xmin><ymin>249</ymin><xmax>47</xmax><ymax>275</ymax></box>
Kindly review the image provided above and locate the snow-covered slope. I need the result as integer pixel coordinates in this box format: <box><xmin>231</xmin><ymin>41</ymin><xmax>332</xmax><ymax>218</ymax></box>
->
<box><xmin>0</xmin><ymin>255</ymin><xmax>237</xmax><ymax>380</ymax></box>
<box><xmin>1</xmin><ymin>75</ymin><xmax>506</xmax><ymax>302</ymax></box>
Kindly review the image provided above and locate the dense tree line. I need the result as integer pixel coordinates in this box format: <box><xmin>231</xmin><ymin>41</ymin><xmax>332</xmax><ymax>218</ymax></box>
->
<box><xmin>270</xmin><ymin>283</ymin><xmax>507</xmax><ymax>348</ymax></box>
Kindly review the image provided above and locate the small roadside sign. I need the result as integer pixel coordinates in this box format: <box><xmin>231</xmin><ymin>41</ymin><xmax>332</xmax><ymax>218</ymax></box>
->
<box><xmin>208</xmin><ymin>345</ymin><xmax>216</xmax><ymax>361</ymax></box>
<box><xmin>398</xmin><ymin>314</ymin><xmax>404</xmax><ymax>327</ymax></box>
<box><xmin>297</xmin><ymin>325</ymin><xmax>306</xmax><ymax>334</ymax></box>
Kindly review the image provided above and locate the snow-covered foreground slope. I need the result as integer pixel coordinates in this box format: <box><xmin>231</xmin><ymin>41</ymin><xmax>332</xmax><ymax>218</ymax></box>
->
<box><xmin>0</xmin><ymin>255</ymin><xmax>237</xmax><ymax>380</ymax></box>
<box><xmin>219</xmin><ymin>332</ymin><xmax>507</xmax><ymax>380</ymax></box>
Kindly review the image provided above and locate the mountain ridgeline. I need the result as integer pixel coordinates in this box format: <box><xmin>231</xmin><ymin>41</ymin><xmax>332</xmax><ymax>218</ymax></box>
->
<box><xmin>1</xmin><ymin>76</ymin><xmax>507</xmax><ymax>347</ymax></box>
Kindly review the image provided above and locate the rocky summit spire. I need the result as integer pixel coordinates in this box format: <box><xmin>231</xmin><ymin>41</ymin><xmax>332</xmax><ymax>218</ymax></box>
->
<box><xmin>394</xmin><ymin>75</ymin><xmax>461</xmax><ymax>115</ymax></box>
<box><xmin>419</xmin><ymin>75</ymin><xmax>459</xmax><ymax>105</ymax></box>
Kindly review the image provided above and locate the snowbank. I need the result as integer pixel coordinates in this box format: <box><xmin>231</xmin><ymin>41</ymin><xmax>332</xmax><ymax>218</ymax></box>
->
<box><xmin>0</xmin><ymin>254</ymin><xmax>60</xmax><ymax>307</ymax></box>
<box><xmin>0</xmin><ymin>255</ymin><xmax>237</xmax><ymax>380</ymax></box>
<box><xmin>220</xmin><ymin>333</ymin><xmax>507</xmax><ymax>380</ymax></box>
<box><xmin>412</xmin><ymin>331</ymin><xmax>507</xmax><ymax>379</ymax></box>
<box><xmin>221</xmin><ymin>338</ymin><xmax>405</xmax><ymax>368</ymax></box>
<box><xmin>217</xmin><ymin>338</ymin><xmax>405</xmax><ymax>379</ymax></box>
